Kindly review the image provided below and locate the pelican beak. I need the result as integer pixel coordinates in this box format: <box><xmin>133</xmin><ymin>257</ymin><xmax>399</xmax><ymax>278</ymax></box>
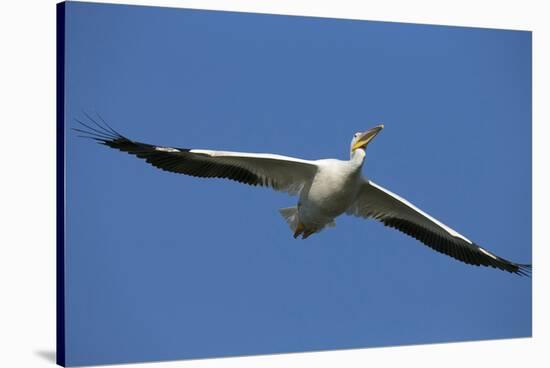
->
<box><xmin>352</xmin><ymin>124</ymin><xmax>384</xmax><ymax>151</ymax></box>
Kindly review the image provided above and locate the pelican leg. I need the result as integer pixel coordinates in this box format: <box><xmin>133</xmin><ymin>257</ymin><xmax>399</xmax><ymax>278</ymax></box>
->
<box><xmin>294</xmin><ymin>223</ymin><xmax>305</xmax><ymax>239</ymax></box>
<box><xmin>302</xmin><ymin>229</ymin><xmax>315</xmax><ymax>239</ymax></box>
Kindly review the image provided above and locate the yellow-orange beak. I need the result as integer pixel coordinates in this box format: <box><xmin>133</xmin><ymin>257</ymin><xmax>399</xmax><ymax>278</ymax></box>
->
<box><xmin>352</xmin><ymin>124</ymin><xmax>384</xmax><ymax>151</ymax></box>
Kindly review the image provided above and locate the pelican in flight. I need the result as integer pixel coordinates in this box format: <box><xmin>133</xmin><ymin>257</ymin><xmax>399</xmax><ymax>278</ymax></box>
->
<box><xmin>76</xmin><ymin>115</ymin><xmax>531</xmax><ymax>276</ymax></box>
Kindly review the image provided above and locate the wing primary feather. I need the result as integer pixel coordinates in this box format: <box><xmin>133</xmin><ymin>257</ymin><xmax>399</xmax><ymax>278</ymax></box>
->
<box><xmin>95</xmin><ymin>111</ymin><xmax>124</xmax><ymax>138</ymax></box>
<box><xmin>75</xmin><ymin>134</ymin><xmax>110</xmax><ymax>142</ymax></box>
<box><xmin>73</xmin><ymin>120</ymin><xmax>117</xmax><ymax>141</ymax></box>
<box><xmin>80</xmin><ymin>110</ymin><xmax>122</xmax><ymax>139</ymax></box>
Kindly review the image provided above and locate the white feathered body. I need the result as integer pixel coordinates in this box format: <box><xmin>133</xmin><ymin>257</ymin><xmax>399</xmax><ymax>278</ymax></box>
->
<box><xmin>296</xmin><ymin>158</ymin><xmax>363</xmax><ymax>232</ymax></box>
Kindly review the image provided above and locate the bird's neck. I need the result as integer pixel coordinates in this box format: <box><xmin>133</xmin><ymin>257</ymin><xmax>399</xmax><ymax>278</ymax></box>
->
<box><xmin>350</xmin><ymin>148</ymin><xmax>366</xmax><ymax>169</ymax></box>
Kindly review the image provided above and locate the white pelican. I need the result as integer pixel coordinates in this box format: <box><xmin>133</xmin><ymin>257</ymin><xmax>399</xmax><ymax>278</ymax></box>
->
<box><xmin>76</xmin><ymin>114</ymin><xmax>531</xmax><ymax>276</ymax></box>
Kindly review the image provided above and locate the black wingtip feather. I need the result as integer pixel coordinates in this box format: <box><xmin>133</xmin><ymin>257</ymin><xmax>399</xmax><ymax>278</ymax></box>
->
<box><xmin>73</xmin><ymin>113</ymin><xmax>125</xmax><ymax>144</ymax></box>
<box><xmin>74</xmin><ymin>114</ymin><xmax>270</xmax><ymax>188</ymax></box>
<box><xmin>515</xmin><ymin>264</ymin><xmax>532</xmax><ymax>277</ymax></box>
<box><xmin>381</xmin><ymin>217</ymin><xmax>531</xmax><ymax>277</ymax></box>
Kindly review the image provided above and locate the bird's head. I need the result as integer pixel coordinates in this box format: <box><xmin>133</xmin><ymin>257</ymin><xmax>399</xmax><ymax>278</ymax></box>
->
<box><xmin>350</xmin><ymin>124</ymin><xmax>384</xmax><ymax>154</ymax></box>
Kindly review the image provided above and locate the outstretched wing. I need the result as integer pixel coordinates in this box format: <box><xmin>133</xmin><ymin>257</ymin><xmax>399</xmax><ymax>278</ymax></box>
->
<box><xmin>347</xmin><ymin>179</ymin><xmax>531</xmax><ymax>276</ymax></box>
<box><xmin>75</xmin><ymin>114</ymin><xmax>318</xmax><ymax>195</ymax></box>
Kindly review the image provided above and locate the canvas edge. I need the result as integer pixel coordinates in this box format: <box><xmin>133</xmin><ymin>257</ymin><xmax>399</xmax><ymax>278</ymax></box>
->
<box><xmin>56</xmin><ymin>1</ymin><xmax>66</xmax><ymax>367</ymax></box>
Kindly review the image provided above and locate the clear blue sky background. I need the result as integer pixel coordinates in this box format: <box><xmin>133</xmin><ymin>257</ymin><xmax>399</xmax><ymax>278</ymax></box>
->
<box><xmin>64</xmin><ymin>2</ymin><xmax>532</xmax><ymax>366</ymax></box>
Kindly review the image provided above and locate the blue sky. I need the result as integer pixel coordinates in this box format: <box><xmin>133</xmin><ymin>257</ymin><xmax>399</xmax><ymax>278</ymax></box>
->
<box><xmin>64</xmin><ymin>2</ymin><xmax>532</xmax><ymax>366</ymax></box>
